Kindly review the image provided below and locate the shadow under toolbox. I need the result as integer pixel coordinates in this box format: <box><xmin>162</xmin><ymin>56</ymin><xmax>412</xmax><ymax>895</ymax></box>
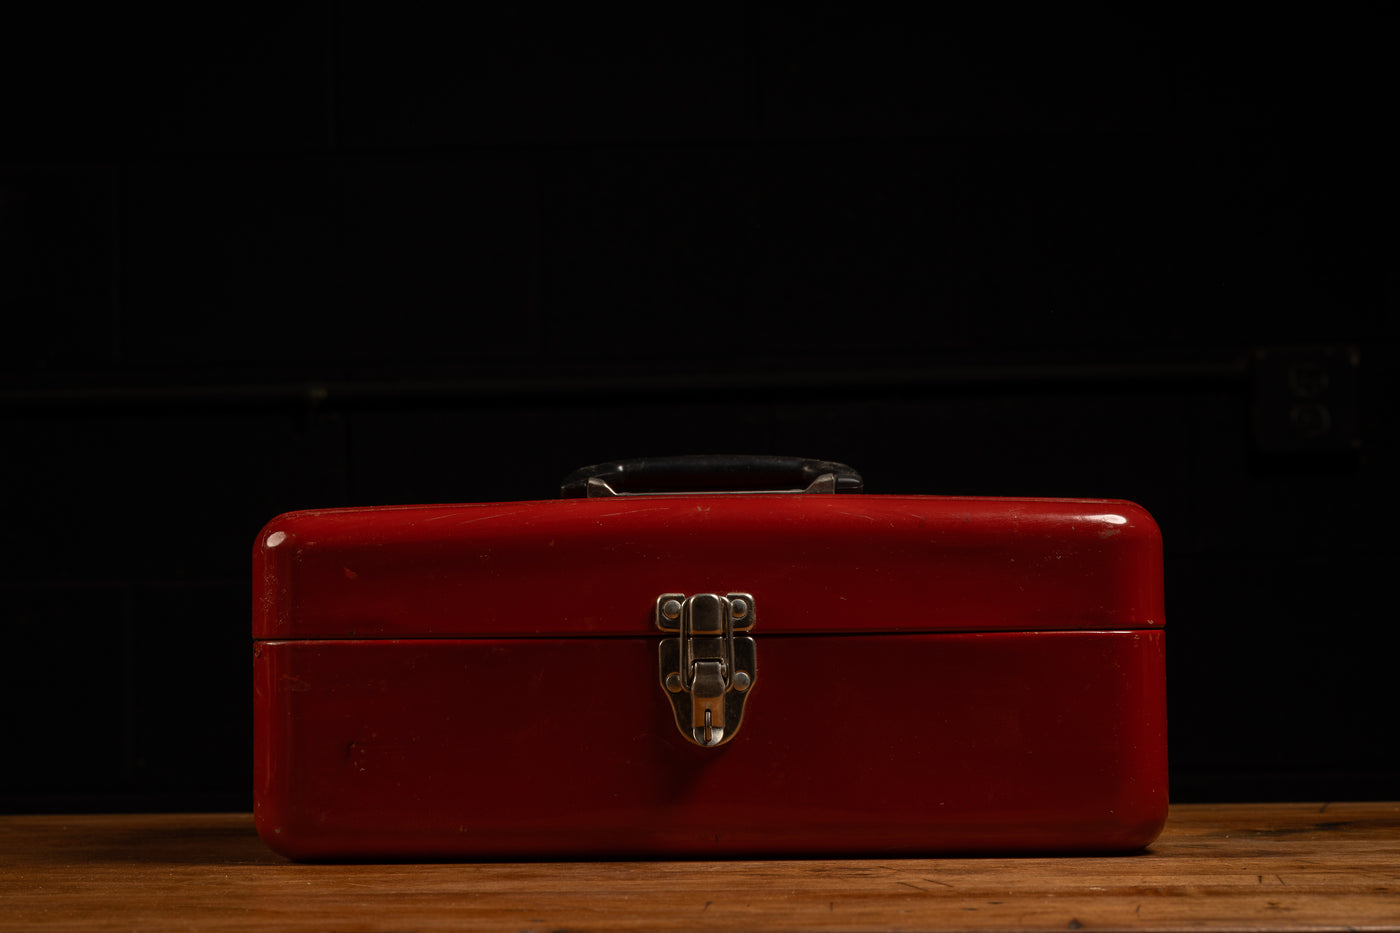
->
<box><xmin>252</xmin><ymin>456</ymin><xmax>1167</xmax><ymax>859</ymax></box>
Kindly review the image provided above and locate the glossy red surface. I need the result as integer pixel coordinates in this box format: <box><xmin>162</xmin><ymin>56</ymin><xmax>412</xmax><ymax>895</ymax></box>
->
<box><xmin>254</xmin><ymin>631</ymin><xmax>1166</xmax><ymax>858</ymax></box>
<box><xmin>254</xmin><ymin>495</ymin><xmax>1162</xmax><ymax>638</ymax></box>
<box><xmin>253</xmin><ymin>494</ymin><xmax>1167</xmax><ymax>858</ymax></box>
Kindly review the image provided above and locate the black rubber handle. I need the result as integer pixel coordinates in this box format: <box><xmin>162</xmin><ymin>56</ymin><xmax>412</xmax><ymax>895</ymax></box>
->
<box><xmin>560</xmin><ymin>455</ymin><xmax>863</xmax><ymax>497</ymax></box>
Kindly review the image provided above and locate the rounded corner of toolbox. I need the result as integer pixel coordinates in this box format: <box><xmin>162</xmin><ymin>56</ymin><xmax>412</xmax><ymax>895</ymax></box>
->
<box><xmin>1108</xmin><ymin>498</ymin><xmax>1163</xmax><ymax>539</ymax></box>
<box><xmin>1119</xmin><ymin>791</ymin><xmax>1171</xmax><ymax>852</ymax></box>
<box><xmin>252</xmin><ymin>807</ymin><xmax>317</xmax><ymax>862</ymax></box>
<box><xmin>252</xmin><ymin>509</ymin><xmax>319</xmax><ymax>557</ymax></box>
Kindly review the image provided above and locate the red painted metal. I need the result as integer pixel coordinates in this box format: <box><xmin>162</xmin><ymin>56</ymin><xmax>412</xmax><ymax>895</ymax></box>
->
<box><xmin>253</xmin><ymin>494</ymin><xmax>1167</xmax><ymax>858</ymax></box>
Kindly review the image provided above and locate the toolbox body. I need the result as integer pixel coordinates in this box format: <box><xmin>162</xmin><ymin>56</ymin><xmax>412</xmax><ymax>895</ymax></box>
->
<box><xmin>253</xmin><ymin>459</ymin><xmax>1166</xmax><ymax>859</ymax></box>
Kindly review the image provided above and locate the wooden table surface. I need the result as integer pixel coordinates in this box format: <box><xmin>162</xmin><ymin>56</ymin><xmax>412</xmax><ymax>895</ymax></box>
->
<box><xmin>2</xmin><ymin>803</ymin><xmax>1397</xmax><ymax>932</ymax></box>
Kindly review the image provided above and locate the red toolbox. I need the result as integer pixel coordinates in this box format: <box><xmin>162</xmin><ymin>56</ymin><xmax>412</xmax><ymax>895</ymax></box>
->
<box><xmin>253</xmin><ymin>456</ymin><xmax>1166</xmax><ymax>859</ymax></box>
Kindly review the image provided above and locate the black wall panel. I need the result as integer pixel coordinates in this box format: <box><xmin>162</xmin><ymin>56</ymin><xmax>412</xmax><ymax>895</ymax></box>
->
<box><xmin>1</xmin><ymin>11</ymin><xmax>1394</xmax><ymax>811</ymax></box>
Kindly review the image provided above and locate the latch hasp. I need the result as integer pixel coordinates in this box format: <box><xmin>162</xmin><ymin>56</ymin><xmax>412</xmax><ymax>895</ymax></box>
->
<box><xmin>656</xmin><ymin>592</ymin><xmax>756</xmax><ymax>747</ymax></box>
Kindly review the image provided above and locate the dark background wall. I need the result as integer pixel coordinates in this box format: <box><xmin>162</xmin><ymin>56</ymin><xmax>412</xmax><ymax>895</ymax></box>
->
<box><xmin>2</xmin><ymin>8</ymin><xmax>1395</xmax><ymax>812</ymax></box>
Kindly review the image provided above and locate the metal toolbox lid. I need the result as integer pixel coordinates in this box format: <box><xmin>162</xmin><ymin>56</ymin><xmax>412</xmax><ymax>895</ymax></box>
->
<box><xmin>253</xmin><ymin>495</ymin><xmax>1163</xmax><ymax>640</ymax></box>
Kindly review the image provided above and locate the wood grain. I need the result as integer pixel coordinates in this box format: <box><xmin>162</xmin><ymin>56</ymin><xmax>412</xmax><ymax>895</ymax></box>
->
<box><xmin>2</xmin><ymin>803</ymin><xmax>1397</xmax><ymax>931</ymax></box>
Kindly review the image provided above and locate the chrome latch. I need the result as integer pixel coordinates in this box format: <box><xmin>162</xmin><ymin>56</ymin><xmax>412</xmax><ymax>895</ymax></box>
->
<box><xmin>656</xmin><ymin>593</ymin><xmax>756</xmax><ymax>747</ymax></box>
